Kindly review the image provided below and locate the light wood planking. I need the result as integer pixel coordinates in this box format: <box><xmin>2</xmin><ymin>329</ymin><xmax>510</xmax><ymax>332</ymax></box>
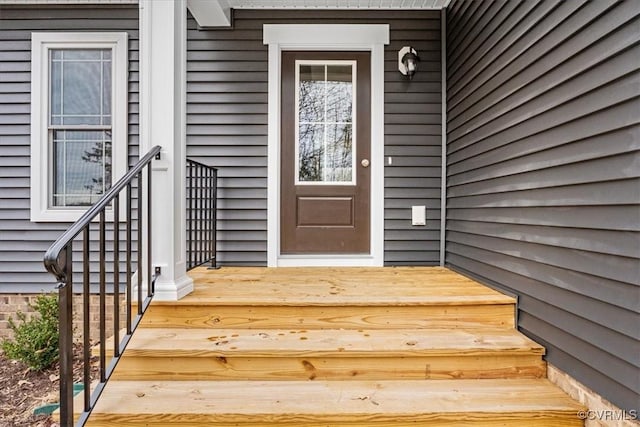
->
<box><xmin>84</xmin><ymin>266</ymin><xmax>583</xmax><ymax>425</ymax></box>
<box><xmin>181</xmin><ymin>267</ymin><xmax>516</xmax><ymax>306</ymax></box>
<box><xmin>107</xmin><ymin>327</ymin><xmax>546</xmax><ymax>380</ymax></box>
<box><xmin>140</xmin><ymin>303</ymin><xmax>516</xmax><ymax>330</ymax></box>
<box><xmin>114</xmin><ymin>327</ymin><xmax>544</xmax><ymax>356</ymax></box>
<box><xmin>112</xmin><ymin>354</ymin><xmax>546</xmax><ymax>381</ymax></box>
<box><xmin>141</xmin><ymin>267</ymin><xmax>516</xmax><ymax>330</ymax></box>
<box><xmin>86</xmin><ymin>379</ymin><xmax>585</xmax><ymax>427</ymax></box>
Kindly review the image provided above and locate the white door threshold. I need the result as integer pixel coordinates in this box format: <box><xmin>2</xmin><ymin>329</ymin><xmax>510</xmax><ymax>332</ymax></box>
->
<box><xmin>277</xmin><ymin>254</ymin><xmax>380</xmax><ymax>267</ymax></box>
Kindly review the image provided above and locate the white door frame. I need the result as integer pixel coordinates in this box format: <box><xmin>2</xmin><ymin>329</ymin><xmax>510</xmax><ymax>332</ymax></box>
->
<box><xmin>263</xmin><ymin>24</ymin><xmax>389</xmax><ymax>267</ymax></box>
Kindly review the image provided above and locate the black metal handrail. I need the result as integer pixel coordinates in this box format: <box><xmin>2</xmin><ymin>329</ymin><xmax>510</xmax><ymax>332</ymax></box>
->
<box><xmin>186</xmin><ymin>159</ymin><xmax>218</xmax><ymax>270</ymax></box>
<box><xmin>43</xmin><ymin>145</ymin><xmax>162</xmax><ymax>426</ymax></box>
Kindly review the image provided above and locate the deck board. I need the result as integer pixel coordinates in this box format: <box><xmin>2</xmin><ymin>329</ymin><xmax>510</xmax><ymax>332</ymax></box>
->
<box><xmin>177</xmin><ymin>267</ymin><xmax>515</xmax><ymax>306</ymax></box>
<box><xmin>109</xmin><ymin>327</ymin><xmax>546</xmax><ymax>381</ymax></box>
<box><xmin>117</xmin><ymin>327</ymin><xmax>544</xmax><ymax>356</ymax></box>
<box><xmin>87</xmin><ymin>379</ymin><xmax>585</xmax><ymax>426</ymax></box>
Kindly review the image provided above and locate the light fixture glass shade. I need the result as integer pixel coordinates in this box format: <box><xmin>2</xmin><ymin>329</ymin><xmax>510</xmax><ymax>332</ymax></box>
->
<box><xmin>398</xmin><ymin>46</ymin><xmax>420</xmax><ymax>80</ymax></box>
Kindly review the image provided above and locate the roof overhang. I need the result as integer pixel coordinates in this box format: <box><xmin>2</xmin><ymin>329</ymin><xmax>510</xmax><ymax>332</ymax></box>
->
<box><xmin>188</xmin><ymin>0</ymin><xmax>450</xmax><ymax>28</ymax></box>
<box><xmin>0</xmin><ymin>0</ymin><xmax>450</xmax><ymax>28</ymax></box>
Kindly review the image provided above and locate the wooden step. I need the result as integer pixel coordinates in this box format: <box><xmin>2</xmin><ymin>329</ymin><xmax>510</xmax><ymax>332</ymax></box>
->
<box><xmin>83</xmin><ymin>379</ymin><xmax>585</xmax><ymax>426</ymax></box>
<box><xmin>141</xmin><ymin>303</ymin><xmax>515</xmax><ymax>330</ymax></box>
<box><xmin>109</xmin><ymin>327</ymin><xmax>546</xmax><ymax>381</ymax></box>
<box><xmin>141</xmin><ymin>267</ymin><xmax>516</xmax><ymax>330</ymax></box>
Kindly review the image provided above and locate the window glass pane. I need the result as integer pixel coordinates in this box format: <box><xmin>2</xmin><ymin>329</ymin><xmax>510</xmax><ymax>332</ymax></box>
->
<box><xmin>52</xmin><ymin>130</ymin><xmax>112</xmax><ymax>207</ymax></box>
<box><xmin>326</xmin><ymin>65</ymin><xmax>352</xmax><ymax>123</ymax></box>
<box><xmin>298</xmin><ymin>124</ymin><xmax>324</xmax><ymax>182</ymax></box>
<box><xmin>50</xmin><ymin>49</ymin><xmax>111</xmax><ymax>126</ymax></box>
<box><xmin>63</xmin><ymin>50</ymin><xmax>102</xmax><ymax>60</ymax></box>
<box><xmin>50</xmin><ymin>59</ymin><xmax>62</xmax><ymax>124</ymax></box>
<box><xmin>299</xmin><ymin>65</ymin><xmax>325</xmax><ymax>123</ymax></box>
<box><xmin>63</xmin><ymin>60</ymin><xmax>102</xmax><ymax>124</ymax></box>
<box><xmin>325</xmin><ymin>124</ymin><xmax>353</xmax><ymax>182</ymax></box>
<box><xmin>102</xmin><ymin>60</ymin><xmax>112</xmax><ymax>126</ymax></box>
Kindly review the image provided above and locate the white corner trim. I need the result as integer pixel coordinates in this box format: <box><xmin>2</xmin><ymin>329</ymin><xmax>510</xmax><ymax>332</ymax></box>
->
<box><xmin>439</xmin><ymin>9</ymin><xmax>447</xmax><ymax>266</ymax></box>
<box><xmin>264</xmin><ymin>24</ymin><xmax>389</xmax><ymax>267</ymax></box>
<box><xmin>30</xmin><ymin>32</ymin><xmax>128</xmax><ymax>222</ymax></box>
<box><xmin>266</xmin><ymin>43</ymin><xmax>281</xmax><ymax>268</ymax></box>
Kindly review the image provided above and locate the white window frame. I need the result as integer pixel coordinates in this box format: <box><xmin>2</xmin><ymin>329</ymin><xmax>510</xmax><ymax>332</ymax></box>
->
<box><xmin>30</xmin><ymin>32</ymin><xmax>128</xmax><ymax>222</ymax></box>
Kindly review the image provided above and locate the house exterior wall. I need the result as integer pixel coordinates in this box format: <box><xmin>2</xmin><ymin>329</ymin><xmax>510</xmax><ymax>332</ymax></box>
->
<box><xmin>445</xmin><ymin>0</ymin><xmax>640</xmax><ymax>412</ymax></box>
<box><xmin>186</xmin><ymin>9</ymin><xmax>442</xmax><ymax>266</ymax></box>
<box><xmin>0</xmin><ymin>5</ymin><xmax>140</xmax><ymax>293</ymax></box>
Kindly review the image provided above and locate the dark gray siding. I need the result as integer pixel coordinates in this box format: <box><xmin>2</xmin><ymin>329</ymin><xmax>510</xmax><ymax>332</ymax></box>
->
<box><xmin>446</xmin><ymin>0</ymin><xmax>640</xmax><ymax>411</ymax></box>
<box><xmin>186</xmin><ymin>9</ymin><xmax>442</xmax><ymax>266</ymax></box>
<box><xmin>0</xmin><ymin>5</ymin><xmax>140</xmax><ymax>293</ymax></box>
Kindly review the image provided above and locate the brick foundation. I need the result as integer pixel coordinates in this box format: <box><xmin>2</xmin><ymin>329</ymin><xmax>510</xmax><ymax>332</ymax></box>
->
<box><xmin>0</xmin><ymin>293</ymin><xmax>127</xmax><ymax>344</ymax></box>
<box><xmin>548</xmin><ymin>364</ymin><xmax>639</xmax><ymax>427</ymax></box>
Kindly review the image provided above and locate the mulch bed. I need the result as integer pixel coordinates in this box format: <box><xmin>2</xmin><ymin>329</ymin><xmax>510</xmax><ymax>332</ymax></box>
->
<box><xmin>0</xmin><ymin>345</ymin><xmax>98</xmax><ymax>427</ymax></box>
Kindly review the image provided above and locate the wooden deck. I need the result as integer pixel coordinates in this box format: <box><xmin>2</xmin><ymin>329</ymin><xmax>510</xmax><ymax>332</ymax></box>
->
<box><xmin>84</xmin><ymin>267</ymin><xmax>585</xmax><ymax>426</ymax></box>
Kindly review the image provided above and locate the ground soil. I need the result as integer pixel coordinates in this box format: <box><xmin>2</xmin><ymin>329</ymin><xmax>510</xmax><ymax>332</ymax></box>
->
<box><xmin>0</xmin><ymin>345</ymin><xmax>97</xmax><ymax>427</ymax></box>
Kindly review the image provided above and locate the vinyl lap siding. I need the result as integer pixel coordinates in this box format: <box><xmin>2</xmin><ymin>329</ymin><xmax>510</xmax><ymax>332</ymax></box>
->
<box><xmin>0</xmin><ymin>6</ymin><xmax>140</xmax><ymax>292</ymax></box>
<box><xmin>186</xmin><ymin>9</ymin><xmax>442</xmax><ymax>266</ymax></box>
<box><xmin>445</xmin><ymin>0</ymin><xmax>640</xmax><ymax>411</ymax></box>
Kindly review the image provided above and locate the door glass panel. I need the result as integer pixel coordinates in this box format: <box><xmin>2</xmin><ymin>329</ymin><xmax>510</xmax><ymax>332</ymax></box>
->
<box><xmin>299</xmin><ymin>65</ymin><xmax>325</xmax><ymax>123</ymax></box>
<box><xmin>326</xmin><ymin>65</ymin><xmax>353</xmax><ymax>123</ymax></box>
<box><xmin>325</xmin><ymin>124</ymin><xmax>353</xmax><ymax>182</ymax></box>
<box><xmin>297</xmin><ymin>61</ymin><xmax>355</xmax><ymax>184</ymax></box>
<box><xmin>298</xmin><ymin>123</ymin><xmax>324</xmax><ymax>181</ymax></box>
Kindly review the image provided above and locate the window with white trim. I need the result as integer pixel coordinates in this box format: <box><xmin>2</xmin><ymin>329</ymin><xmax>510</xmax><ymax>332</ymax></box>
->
<box><xmin>30</xmin><ymin>32</ymin><xmax>128</xmax><ymax>222</ymax></box>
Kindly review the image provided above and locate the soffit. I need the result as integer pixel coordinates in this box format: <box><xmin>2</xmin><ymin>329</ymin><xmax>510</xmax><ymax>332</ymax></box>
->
<box><xmin>228</xmin><ymin>0</ymin><xmax>448</xmax><ymax>9</ymax></box>
<box><xmin>190</xmin><ymin>0</ymin><xmax>447</xmax><ymax>28</ymax></box>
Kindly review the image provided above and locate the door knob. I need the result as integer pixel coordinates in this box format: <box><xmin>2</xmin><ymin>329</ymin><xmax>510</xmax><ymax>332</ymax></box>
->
<box><xmin>361</xmin><ymin>159</ymin><xmax>370</xmax><ymax>168</ymax></box>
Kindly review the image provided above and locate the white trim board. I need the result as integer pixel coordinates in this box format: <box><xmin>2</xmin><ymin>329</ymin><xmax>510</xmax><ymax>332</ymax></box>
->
<box><xmin>439</xmin><ymin>8</ymin><xmax>447</xmax><ymax>266</ymax></box>
<box><xmin>263</xmin><ymin>24</ymin><xmax>389</xmax><ymax>267</ymax></box>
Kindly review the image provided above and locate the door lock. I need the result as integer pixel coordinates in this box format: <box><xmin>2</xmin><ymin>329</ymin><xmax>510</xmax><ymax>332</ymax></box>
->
<box><xmin>361</xmin><ymin>159</ymin><xmax>370</xmax><ymax>168</ymax></box>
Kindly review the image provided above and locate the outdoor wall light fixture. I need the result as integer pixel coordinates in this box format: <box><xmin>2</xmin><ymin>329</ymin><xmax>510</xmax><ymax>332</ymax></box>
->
<box><xmin>398</xmin><ymin>46</ymin><xmax>420</xmax><ymax>80</ymax></box>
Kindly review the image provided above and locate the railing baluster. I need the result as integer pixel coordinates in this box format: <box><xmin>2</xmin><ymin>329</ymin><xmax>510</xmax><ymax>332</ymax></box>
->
<box><xmin>207</xmin><ymin>167</ymin><xmax>212</xmax><ymax>265</ymax></box>
<box><xmin>99</xmin><ymin>211</ymin><xmax>106</xmax><ymax>383</ymax></box>
<box><xmin>83</xmin><ymin>229</ymin><xmax>91</xmax><ymax>412</ymax></box>
<box><xmin>113</xmin><ymin>197</ymin><xmax>120</xmax><ymax>357</ymax></box>
<box><xmin>188</xmin><ymin>163</ymin><xmax>193</xmax><ymax>269</ymax></box>
<box><xmin>126</xmin><ymin>183</ymin><xmax>132</xmax><ymax>335</ymax></box>
<box><xmin>137</xmin><ymin>171</ymin><xmax>143</xmax><ymax>314</ymax></box>
<box><xmin>213</xmin><ymin>168</ymin><xmax>217</xmax><ymax>268</ymax></box>
<box><xmin>196</xmin><ymin>164</ymin><xmax>201</xmax><ymax>266</ymax></box>
<box><xmin>147</xmin><ymin>164</ymin><xmax>153</xmax><ymax>297</ymax></box>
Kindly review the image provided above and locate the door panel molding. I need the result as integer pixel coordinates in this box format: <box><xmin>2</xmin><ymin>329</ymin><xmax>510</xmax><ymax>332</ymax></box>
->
<box><xmin>263</xmin><ymin>24</ymin><xmax>389</xmax><ymax>267</ymax></box>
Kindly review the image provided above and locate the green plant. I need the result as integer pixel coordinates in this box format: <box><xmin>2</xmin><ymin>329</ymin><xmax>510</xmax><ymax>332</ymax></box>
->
<box><xmin>1</xmin><ymin>293</ymin><xmax>59</xmax><ymax>371</ymax></box>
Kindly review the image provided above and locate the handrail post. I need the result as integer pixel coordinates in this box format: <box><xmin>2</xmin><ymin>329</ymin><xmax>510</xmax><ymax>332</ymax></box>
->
<box><xmin>58</xmin><ymin>244</ymin><xmax>74</xmax><ymax>426</ymax></box>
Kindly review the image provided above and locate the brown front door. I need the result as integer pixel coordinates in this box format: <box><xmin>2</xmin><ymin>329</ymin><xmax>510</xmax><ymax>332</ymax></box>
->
<box><xmin>281</xmin><ymin>51</ymin><xmax>371</xmax><ymax>254</ymax></box>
